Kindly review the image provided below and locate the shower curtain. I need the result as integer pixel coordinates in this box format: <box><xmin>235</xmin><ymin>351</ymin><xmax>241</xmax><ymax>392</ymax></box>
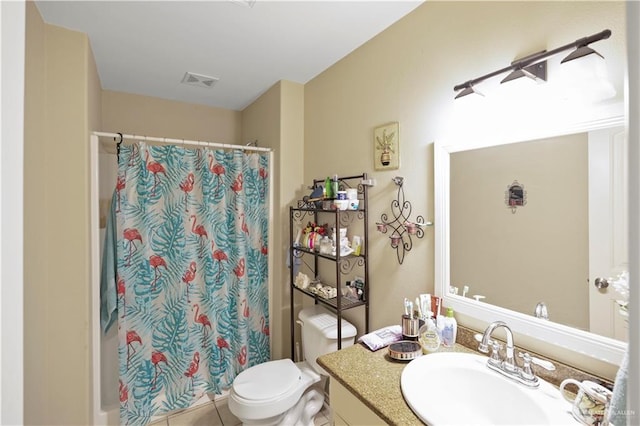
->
<box><xmin>104</xmin><ymin>141</ymin><xmax>270</xmax><ymax>425</ymax></box>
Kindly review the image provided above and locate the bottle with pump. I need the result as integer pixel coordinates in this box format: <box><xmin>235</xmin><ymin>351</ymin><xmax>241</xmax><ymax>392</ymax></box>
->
<box><xmin>441</xmin><ymin>307</ymin><xmax>458</xmax><ymax>347</ymax></box>
<box><xmin>418</xmin><ymin>311</ymin><xmax>440</xmax><ymax>353</ymax></box>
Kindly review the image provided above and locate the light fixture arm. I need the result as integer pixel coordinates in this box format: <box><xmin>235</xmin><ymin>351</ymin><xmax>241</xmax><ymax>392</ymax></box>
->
<box><xmin>453</xmin><ymin>29</ymin><xmax>611</xmax><ymax>95</ymax></box>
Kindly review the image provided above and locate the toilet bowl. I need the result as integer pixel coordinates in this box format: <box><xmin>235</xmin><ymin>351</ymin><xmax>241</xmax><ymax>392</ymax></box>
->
<box><xmin>228</xmin><ymin>306</ymin><xmax>356</xmax><ymax>425</ymax></box>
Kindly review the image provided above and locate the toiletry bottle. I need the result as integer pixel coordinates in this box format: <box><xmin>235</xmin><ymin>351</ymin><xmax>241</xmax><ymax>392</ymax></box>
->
<box><xmin>441</xmin><ymin>307</ymin><xmax>458</xmax><ymax>347</ymax></box>
<box><xmin>324</xmin><ymin>177</ymin><xmax>332</xmax><ymax>199</ymax></box>
<box><xmin>332</xmin><ymin>174</ymin><xmax>339</xmax><ymax>198</ymax></box>
<box><xmin>436</xmin><ymin>314</ymin><xmax>445</xmax><ymax>342</ymax></box>
<box><xmin>319</xmin><ymin>236</ymin><xmax>331</xmax><ymax>255</ymax></box>
<box><xmin>418</xmin><ymin>312</ymin><xmax>440</xmax><ymax>353</ymax></box>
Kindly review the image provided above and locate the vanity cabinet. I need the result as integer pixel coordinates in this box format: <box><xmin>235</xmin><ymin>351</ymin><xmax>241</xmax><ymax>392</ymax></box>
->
<box><xmin>288</xmin><ymin>173</ymin><xmax>370</xmax><ymax>356</ymax></box>
<box><xmin>330</xmin><ymin>379</ymin><xmax>386</xmax><ymax>426</ymax></box>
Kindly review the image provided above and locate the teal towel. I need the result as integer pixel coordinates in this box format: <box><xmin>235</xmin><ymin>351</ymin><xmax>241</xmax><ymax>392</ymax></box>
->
<box><xmin>100</xmin><ymin>191</ymin><xmax>118</xmax><ymax>333</ymax></box>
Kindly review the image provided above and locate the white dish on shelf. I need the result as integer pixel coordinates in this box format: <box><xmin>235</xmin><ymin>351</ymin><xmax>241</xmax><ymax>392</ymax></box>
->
<box><xmin>334</xmin><ymin>200</ymin><xmax>348</xmax><ymax>210</ymax></box>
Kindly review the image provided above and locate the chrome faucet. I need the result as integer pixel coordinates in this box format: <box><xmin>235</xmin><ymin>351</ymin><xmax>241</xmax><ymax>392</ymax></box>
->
<box><xmin>477</xmin><ymin>321</ymin><xmax>555</xmax><ymax>388</ymax></box>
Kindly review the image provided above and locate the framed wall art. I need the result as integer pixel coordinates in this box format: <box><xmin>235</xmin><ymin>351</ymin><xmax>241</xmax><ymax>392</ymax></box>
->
<box><xmin>374</xmin><ymin>122</ymin><xmax>399</xmax><ymax>170</ymax></box>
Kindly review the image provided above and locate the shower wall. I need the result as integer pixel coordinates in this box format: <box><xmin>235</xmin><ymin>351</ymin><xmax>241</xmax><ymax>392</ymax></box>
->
<box><xmin>98</xmin><ymin>149</ymin><xmax>119</xmax><ymax>411</ymax></box>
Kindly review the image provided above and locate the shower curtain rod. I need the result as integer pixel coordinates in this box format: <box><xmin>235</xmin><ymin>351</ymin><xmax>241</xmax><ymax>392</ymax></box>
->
<box><xmin>92</xmin><ymin>131</ymin><xmax>272</xmax><ymax>153</ymax></box>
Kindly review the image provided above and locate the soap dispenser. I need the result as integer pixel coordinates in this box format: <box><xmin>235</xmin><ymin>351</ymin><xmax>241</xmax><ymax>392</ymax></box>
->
<box><xmin>441</xmin><ymin>307</ymin><xmax>458</xmax><ymax>347</ymax></box>
<box><xmin>418</xmin><ymin>311</ymin><xmax>441</xmax><ymax>354</ymax></box>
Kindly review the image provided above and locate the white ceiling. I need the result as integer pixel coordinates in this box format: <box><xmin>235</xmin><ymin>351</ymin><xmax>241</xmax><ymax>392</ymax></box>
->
<box><xmin>35</xmin><ymin>1</ymin><xmax>423</xmax><ymax>111</ymax></box>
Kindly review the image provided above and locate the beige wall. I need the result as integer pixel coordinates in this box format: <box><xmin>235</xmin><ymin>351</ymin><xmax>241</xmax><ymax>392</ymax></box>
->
<box><xmin>24</xmin><ymin>1</ymin><xmax>100</xmax><ymax>422</ymax></box>
<box><xmin>450</xmin><ymin>133</ymin><xmax>589</xmax><ymax>329</ymax></box>
<box><xmin>102</xmin><ymin>90</ymin><xmax>242</xmax><ymax>143</ymax></box>
<box><xmin>304</xmin><ymin>1</ymin><xmax>625</xmax><ymax>378</ymax></box>
<box><xmin>23</xmin><ymin>2</ymin><xmax>47</xmax><ymax>421</ymax></box>
<box><xmin>241</xmin><ymin>80</ymin><xmax>305</xmax><ymax>360</ymax></box>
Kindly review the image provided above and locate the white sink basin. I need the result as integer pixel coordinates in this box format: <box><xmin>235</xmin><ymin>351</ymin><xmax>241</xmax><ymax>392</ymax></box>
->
<box><xmin>401</xmin><ymin>352</ymin><xmax>577</xmax><ymax>425</ymax></box>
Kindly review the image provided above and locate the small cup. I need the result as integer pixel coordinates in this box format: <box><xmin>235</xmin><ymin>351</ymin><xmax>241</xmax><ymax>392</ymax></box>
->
<box><xmin>405</xmin><ymin>221</ymin><xmax>417</xmax><ymax>235</ymax></box>
<box><xmin>336</xmin><ymin>191</ymin><xmax>347</xmax><ymax>200</ymax></box>
<box><xmin>560</xmin><ymin>379</ymin><xmax>612</xmax><ymax>426</ymax></box>
<box><xmin>402</xmin><ymin>314</ymin><xmax>420</xmax><ymax>341</ymax></box>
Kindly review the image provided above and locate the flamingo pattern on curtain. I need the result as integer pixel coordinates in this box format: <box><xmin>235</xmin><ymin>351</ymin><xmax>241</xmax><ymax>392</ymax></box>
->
<box><xmin>113</xmin><ymin>141</ymin><xmax>270</xmax><ymax>425</ymax></box>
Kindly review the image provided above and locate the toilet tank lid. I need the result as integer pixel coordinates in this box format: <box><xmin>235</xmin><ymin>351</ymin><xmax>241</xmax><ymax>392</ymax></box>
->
<box><xmin>233</xmin><ymin>359</ymin><xmax>301</xmax><ymax>401</ymax></box>
<box><xmin>299</xmin><ymin>306</ymin><xmax>357</xmax><ymax>339</ymax></box>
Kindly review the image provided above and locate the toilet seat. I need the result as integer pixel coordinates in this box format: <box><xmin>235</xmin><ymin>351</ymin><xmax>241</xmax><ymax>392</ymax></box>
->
<box><xmin>229</xmin><ymin>359</ymin><xmax>319</xmax><ymax>421</ymax></box>
<box><xmin>233</xmin><ymin>358</ymin><xmax>301</xmax><ymax>401</ymax></box>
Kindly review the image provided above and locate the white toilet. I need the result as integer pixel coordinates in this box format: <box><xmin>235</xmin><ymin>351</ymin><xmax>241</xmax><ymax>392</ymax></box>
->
<box><xmin>228</xmin><ymin>305</ymin><xmax>356</xmax><ymax>426</ymax></box>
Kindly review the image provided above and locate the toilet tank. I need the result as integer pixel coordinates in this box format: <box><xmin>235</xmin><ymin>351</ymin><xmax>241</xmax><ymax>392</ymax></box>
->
<box><xmin>299</xmin><ymin>306</ymin><xmax>357</xmax><ymax>375</ymax></box>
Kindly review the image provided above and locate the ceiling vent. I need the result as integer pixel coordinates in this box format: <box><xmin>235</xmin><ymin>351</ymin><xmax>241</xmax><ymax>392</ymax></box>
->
<box><xmin>181</xmin><ymin>72</ymin><xmax>219</xmax><ymax>89</ymax></box>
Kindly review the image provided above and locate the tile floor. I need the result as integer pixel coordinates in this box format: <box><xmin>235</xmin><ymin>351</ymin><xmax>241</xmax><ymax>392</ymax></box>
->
<box><xmin>149</xmin><ymin>397</ymin><xmax>332</xmax><ymax>426</ymax></box>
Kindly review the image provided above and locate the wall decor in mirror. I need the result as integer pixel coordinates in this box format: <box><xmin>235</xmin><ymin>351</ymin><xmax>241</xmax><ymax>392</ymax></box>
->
<box><xmin>505</xmin><ymin>180</ymin><xmax>526</xmax><ymax>213</ymax></box>
<box><xmin>435</xmin><ymin>116</ymin><xmax>627</xmax><ymax>365</ymax></box>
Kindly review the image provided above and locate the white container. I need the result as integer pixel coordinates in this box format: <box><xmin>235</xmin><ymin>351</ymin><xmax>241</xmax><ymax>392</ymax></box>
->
<box><xmin>332</xmin><ymin>227</ymin><xmax>347</xmax><ymax>239</ymax></box>
<box><xmin>334</xmin><ymin>200</ymin><xmax>348</xmax><ymax>210</ymax></box>
<box><xmin>436</xmin><ymin>314</ymin><xmax>445</xmax><ymax>342</ymax></box>
<box><xmin>346</xmin><ymin>188</ymin><xmax>358</xmax><ymax>200</ymax></box>
<box><xmin>441</xmin><ymin>307</ymin><xmax>457</xmax><ymax>347</ymax></box>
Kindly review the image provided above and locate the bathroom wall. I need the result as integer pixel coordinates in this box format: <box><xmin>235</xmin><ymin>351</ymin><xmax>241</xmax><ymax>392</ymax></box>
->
<box><xmin>101</xmin><ymin>90</ymin><xmax>242</xmax><ymax>143</ymax></box>
<box><xmin>24</xmin><ymin>1</ymin><xmax>101</xmax><ymax>422</ymax></box>
<box><xmin>241</xmin><ymin>80</ymin><xmax>305</xmax><ymax>360</ymax></box>
<box><xmin>304</xmin><ymin>1</ymin><xmax>625</xmax><ymax>378</ymax></box>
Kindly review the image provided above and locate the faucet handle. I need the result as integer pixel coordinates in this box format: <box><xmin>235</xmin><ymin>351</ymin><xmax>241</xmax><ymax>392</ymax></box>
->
<box><xmin>474</xmin><ymin>333</ymin><xmax>495</xmax><ymax>353</ymax></box>
<box><xmin>518</xmin><ymin>352</ymin><xmax>555</xmax><ymax>371</ymax></box>
<box><xmin>519</xmin><ymin>353</ymin><xmax>536</xmax><ymax>381</ymax></box>
<box><xmin>475</xmin><ymin>333</ymin><xmax>490</xmax><ymax>353</ymax></box>
<box><xmin>489</xmin><ymin>340</ymin><xmax>502</xmax><ymax>364</ymax></box>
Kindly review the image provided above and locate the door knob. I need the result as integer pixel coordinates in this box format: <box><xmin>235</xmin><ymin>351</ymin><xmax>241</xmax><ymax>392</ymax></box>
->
<box><xmin>594</xmin><ymin>277</ymin><xmax>609</xmax><ymax>289</ymax></box>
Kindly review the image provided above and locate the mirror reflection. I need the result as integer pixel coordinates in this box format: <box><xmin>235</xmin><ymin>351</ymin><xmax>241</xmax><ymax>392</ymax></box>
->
<box><xmin>449</xmin><ymin>126</ymin><xmax>628</xmax><ymax>342</ymax></box>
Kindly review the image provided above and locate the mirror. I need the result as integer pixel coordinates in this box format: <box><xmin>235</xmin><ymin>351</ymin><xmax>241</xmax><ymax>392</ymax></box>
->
<box><xmin>435</xmin><ymin>116</ymin><xmax>627</xmax><ymax>365</ymax></box>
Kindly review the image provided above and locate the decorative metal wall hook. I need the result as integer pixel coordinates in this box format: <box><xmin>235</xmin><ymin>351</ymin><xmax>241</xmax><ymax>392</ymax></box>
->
<box><xmin>115</xmin><ymin>132</ymin><xmax>123</xmax><ymax>161</ymax></box>
<box><xmin>377</xmin><ymin>176</ymin><xmax>433</xmax><ymax>264</ymax></box>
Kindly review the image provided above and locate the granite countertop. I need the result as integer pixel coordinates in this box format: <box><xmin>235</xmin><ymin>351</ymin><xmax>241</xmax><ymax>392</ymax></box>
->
<box><xmin>317</xmin><ymin>341</ymin><xmax>477</xmax><ymax>425</ymax></box>
<box><xmin>317</xmin><ymin>326</ymin><xmax>613</xmax><ymax>425</ymax></box>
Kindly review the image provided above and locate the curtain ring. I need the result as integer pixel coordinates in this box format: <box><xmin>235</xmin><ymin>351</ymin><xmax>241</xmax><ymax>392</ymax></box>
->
<box><xmin>115</xmin><ymin>132</ymin><xmax>123</xmax><ymax>161</ymax></box>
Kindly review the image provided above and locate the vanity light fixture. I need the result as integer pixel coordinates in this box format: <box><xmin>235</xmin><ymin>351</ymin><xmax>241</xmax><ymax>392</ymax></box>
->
<box><xmin>454</xmin><ymin>83</ymin><xmax>484</xmax><ymax>99</ymax></box>
<box><xmin>453</xmin><ymin>29</ymin><xmax>611</xmax><ymax>99</ymax></box>
<box><xmin>500</xmin><ymin>57</ymin><xmax>547</xmax><ymax>84</ymax></box>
